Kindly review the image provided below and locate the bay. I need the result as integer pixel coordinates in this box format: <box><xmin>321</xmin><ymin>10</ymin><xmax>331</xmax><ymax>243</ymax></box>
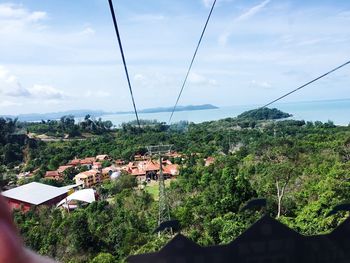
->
<box><xmin>98</xmin><ymin>99</ymin><xmax>350</xmax><ymax>127</ymax></box>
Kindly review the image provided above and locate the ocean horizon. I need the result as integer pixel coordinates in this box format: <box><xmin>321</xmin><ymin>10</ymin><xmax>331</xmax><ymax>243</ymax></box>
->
<box><xmin>98</xmin><ymin>99</ymin><xmax>350</xmax><ymax>127</ymax></box>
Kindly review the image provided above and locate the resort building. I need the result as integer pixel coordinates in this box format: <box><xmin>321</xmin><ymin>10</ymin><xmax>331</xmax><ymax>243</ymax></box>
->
<box><xmin>1</xmin><ymin>182</ymin><xmax>68</xmax><ymax>212</ymax></box>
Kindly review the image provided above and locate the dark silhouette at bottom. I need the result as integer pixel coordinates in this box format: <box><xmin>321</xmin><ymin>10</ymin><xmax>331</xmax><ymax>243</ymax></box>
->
<box><xmin>128</xmin><ymin>215</ymin><xmax>350</xmax><ymax>263</ymax></box>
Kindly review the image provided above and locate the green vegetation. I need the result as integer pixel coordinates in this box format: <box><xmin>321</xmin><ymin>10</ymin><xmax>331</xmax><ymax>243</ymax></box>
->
<box><xmin>237</xmin><ymin>107</ymin><xmax>291</xmax><ymax>120</ymax></box>
<box><xmin>24</xmin><ymin>114</ymin><xmax>113</xmax><ymax>138</ymax></box>
<box><xmin>1</xmin><ymin>108</ymin><xmax>350</xmax><ymax>262</ymax></box>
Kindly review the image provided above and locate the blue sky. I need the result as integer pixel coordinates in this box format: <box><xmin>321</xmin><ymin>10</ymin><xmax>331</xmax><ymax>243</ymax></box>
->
<box><xmin>0</xmin><ymin>0</ymin><xmax>349</xmax><ymax>115</ymax></box>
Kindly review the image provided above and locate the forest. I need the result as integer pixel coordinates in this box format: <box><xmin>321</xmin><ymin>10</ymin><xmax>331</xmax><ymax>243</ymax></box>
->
<box><xmin>1</xmin><ymin>108</ymin><xmax>350</xmax><ymax>262</ymax></box>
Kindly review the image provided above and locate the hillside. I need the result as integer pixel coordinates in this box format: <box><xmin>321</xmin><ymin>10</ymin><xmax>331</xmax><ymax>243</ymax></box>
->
<box><xmin>1</xmin><ymin>112</ymin><xmax>350</xmax><ymax>262</ymax></box>
<box><xmin>237</xmin><ymin>107</ymin><xmax>292</xmax><ymax>120</ymax></box>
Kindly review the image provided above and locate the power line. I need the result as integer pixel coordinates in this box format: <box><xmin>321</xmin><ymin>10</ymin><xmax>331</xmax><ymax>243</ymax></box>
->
<box><xmin>168</xmin><ymin>0</ymin><xmax>217</xmax><ymax>124</ymax></box>
<box><xmin>108</xmin><ymin>0</ymin><xmax>141</xmax><ymax>129</ymax></box>
<box><xmin>260</xmin><ymin>60</ymin><xmax>350</xmax><ymax>109</ymax></box>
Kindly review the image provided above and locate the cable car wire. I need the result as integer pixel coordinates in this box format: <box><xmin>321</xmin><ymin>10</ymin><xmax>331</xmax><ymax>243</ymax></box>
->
<box><xmin>168</xmin><ymin>0</ymin><xmax>217</xmax><ymax>124</ymax></box>
<box><xmin>108</xmin><ymin>0</ymin><xmax>141</xmax><ymax>128</ymax></box>
<box><xmin>260</xmin><ymin>60</ymin><xmax>350</xmax><ymax>109</ymax></box>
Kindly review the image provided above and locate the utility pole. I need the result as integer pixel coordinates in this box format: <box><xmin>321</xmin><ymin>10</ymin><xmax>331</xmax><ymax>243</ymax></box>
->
<box><xmin>146</xmin><ymin>144</ymin><xmax>173</xmax><ymax>234</ymax></box>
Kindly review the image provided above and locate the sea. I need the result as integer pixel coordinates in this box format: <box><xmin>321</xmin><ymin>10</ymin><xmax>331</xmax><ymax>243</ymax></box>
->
<box><xmin>99</xmin><ymin>99</ymin><xmax>350</xmax><ymax>127</ymax></box>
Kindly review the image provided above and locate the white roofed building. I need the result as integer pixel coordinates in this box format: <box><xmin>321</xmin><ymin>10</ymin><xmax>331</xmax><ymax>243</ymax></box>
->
<box><xmin>1</xmin><ymin>182</ymin><xmax>68</xmax><ymax>212</ymax></box>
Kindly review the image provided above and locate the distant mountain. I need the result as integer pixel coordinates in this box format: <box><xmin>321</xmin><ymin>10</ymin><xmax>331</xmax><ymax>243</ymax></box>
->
<box><xmin>1</xmin><ymin>104</ymin><xmax>219</xmax><ymax>122</ymax></box>
<box><xmin>1</xmin><ymin>110</ymin><xmax>108</xmax><ymax>122</ymax></box>
<box><xmin>136</xmin><ymin>104</ymin><xmax>218</xmax><ymax>114</ymax></box>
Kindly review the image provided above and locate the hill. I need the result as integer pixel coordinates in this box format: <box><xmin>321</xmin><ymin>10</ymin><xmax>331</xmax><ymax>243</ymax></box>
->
<box><xmin>237</xmin><ymin>107</ymin><xmax>292</xmax><ymax>120</ymax></box>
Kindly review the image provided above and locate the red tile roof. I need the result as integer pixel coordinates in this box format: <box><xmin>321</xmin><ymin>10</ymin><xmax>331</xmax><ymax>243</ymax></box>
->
<box><xmin>160</xmin><ymin>164</ymin><xmax>179</xmax><ymax>176</ymax></box>
<box><xmin>57</xmin><ymin>165</ymin><xmax>73</xmax><ymax>174</ymax></box>
<box><xmin>80</xmin><ymin>157</ymin><xmax>96</xmax><ymax>165</ymax></box>
<box><xmin>144</xmin><ymin>160</ymin><xmax>160</xmax><ymax>172</ymax></box>
<box><xmin>45</xmin><ymin>171</ymin><xmax>60</xmax><ymax>178</ymax></box>
<box><xmin>205</xmin><ymin>157</ymin><xmax>215</xmax><ymax>166</ymax></box>
<box><xmin>130</xmin><ymin>168</ymin><xmax>146</xmax><ymax>176</ymax></box>
<box><xmin>69</xmin><ymin>159</ymin><xmax>81</xmax><ymax>166</ymax></box>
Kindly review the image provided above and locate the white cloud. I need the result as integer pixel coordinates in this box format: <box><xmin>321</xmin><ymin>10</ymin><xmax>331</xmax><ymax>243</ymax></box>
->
<box><xmin>202</xmin><ymin>0</ymin><xmax>214</xmax><ymax>8</ymax></box>
<box><xmin>219</xmin><ymin>0</ymin><xmax>271</xmax><ymax>45</ymax></box>
<box><xmin>0</xmin><ymin>66</ymin><xmax>65</xmax><ymax>100</ymax></box>
<box><xmin>27</xmin><ymin>11</ymin><xmax>47</xmax><ymax>22</ymax></box>
<box><xmin>236</xmin><ymin>0</ymin><xmax>270</xmax><ymax>22</ymax></box>
<box><xmin>29</xmin><ymin>84</ymin><xmax>65</xmax><ymax>100</ymax></box>
<box><xmin>79</xmin><ymin>27</ymin><xmax>95</xmax><ymax>36</ymax></box>
<box><xmin>0</xmin><ymin>3</ymin><xmax>47</xmax><ymax>21</ymax></box>
<box><xmin>0</xmin><ymin>66</ymin><xmax>30</xmax><ymax>96</ymax></box>
<box><xmin>0</xmin><ymin>3</ymin><xmax>48</xmax><ymax>33</ymax></box>
<box><xmin>188</xmin><ymin>72</ymin><xmax>217</xmax><ymax>86</ymax></box>
<box><xmin>0</xmin><ymin>100</ymin><xmax>21</xmax><ymax>108</ymax></box>
<box><xmin>250</xmin><ymin>80</ymin><xmax>272</xmax><ymax>88</ymax></box>
<box><xmin>134</xmin><ymin>74</ymin><xmax>146</xmax><ymax>82</ymax></box>
<box><xmin>85</xmin><ymin>90</ymin><xmax>110</xmax><ymax>98</ymax></box>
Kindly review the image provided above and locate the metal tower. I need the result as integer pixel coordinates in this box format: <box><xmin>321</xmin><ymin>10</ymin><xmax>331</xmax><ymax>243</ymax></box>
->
<box><xmin>146</xmin><ymin>144</ymin><xmax>173</xmax><ymax>233</ymax></box>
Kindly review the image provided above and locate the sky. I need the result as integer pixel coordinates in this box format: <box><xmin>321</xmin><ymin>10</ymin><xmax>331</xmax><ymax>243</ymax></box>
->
<box><xmin>0</xmin><ymin>0</ymin><xmax>350</xmax><ymax>115</ymax></box>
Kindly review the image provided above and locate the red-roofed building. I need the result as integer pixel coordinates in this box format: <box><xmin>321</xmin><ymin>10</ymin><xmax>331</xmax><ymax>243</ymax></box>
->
<box><xmin>145</xmin><ymin>160</ymin><xmax>160</xmax><ymax>172</ymax></box>
<box><xmin>74</xmin><ymin>170</ymin><xmax>101</xmax><ymax>188</ymax></box>
<box><xmin>162</xmin><ymin>164</ymin><xmax>179</xmax><ymax>177</ymax></box>
<box><xmin>165</xmin><ymin>151</ymin><xmax>183</xmax><ymax>158</ymax></box>
<box><xmin>57</xmin><ymin>165</ymin><xmax>73</xmax><ymax>174</ymax></box>
<box><xmin>69</xmin><ymin>159</ymin><xmax>81</xmax><ymax>166</ymax></box>
<box><xmin>80</xmin><ymin>157</ymin><xmax>96</xmax><ymax>165</ymax></box>
<box><xmin>92</xmin><ymin>162</ymin><xmax>102</xmax><ymax>170</ymax></box>
<box><xmin>205</xmin><ymin>157</ymin><xmax>215</xmax><ymax>166</ymax></box>
<box><xmin>115</xmin><ymin>159</ymin><xmax>125</xmax><ymax>166</ymax></box>
<box><xmin>96</xmin><ymin>154</ymin><xmax>110</xmax><ymax>161</ymax></box>
<box><xmin>45</xmin><ymin>171</ymin><xmax>61</xmax><ymax>181</ymax></box>
<box><xmin>130</xmin><ymin>168</ymin><xmax>146</xmax><ymax>182</ymax></box>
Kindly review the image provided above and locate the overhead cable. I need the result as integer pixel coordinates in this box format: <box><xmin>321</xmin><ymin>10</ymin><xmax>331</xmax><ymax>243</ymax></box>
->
<box><xmin>168</xmin><ymin>0</ymin><xmax>217</xmax><ymax>124</ymax></box>
<box><xmin>108</xmin><ymin>0</ymin><xmax>141</xmax><ymax>128</ymax></box>
<box><xmin>261</xmin><ymin>60</ymin><xmax>350</xmax><ymax>109</ymax></box>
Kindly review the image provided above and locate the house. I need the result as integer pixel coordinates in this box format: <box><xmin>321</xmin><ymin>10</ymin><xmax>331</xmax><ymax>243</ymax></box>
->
<box><xmin>74</xmin><ymin>170</ymin><xmax>101</xmax><ymax>188</ymax></box>
<box><xmin>57</xmin><ymin>189</ymin><xmax>96</xmax><ymax>210</ymax></box>
<box><xmin>126</xmin><ymin>159</ymin><xmax>179</xmax><ymax>182</ymax></box>
<box><xmin>145</xmin><ymin>160</ymin><xmax>160</xmax><ymax>180</ymax></box>
<box><xmin>79</xmin><ymin>157</ymin><xmax>96</xmax><ymax>170</ymax></box>
<box><xmin>162</xmin><ymin>164</ymin><xmax>179</xmax><ymax>177</ymax></box>
<box><xmin>68</xmin><ymin>158</ymin><xmax>81</xmax><ymax>166</ymax></box>
<box><xmin>80</xmin><ymin>157</ymin><xmax>96</xmax><ymax>165</ymax></box>
<box><xmin>130</xmin><ymin>168</ymin><xmax>146</xmax><ymax>182</ymax></box>
<box><xmin>57</xmin><ymin>165</ymin><xmax>73</xmax><ymax>174</ymax></box>
<box><xmin>134</xmin><ymin>154</ymin><xmax>150</xmax><ymax>161</ymax></box>
<box><xmin>205</xmin><ymin>157</ymin><xmax>215</xmax><ymax>166</ymax></box>
<box><xmin>134</xmin><ymin>154</ymin><xmax>143</xmax><ymax>161</ymax></box>
<box><xmin>101</xmin><ymin>167</ymin><xmax>114</xmax><ymax>181</ymax></box>
<box><xmin>115</xmin><ymin>159</ymin><xmax>125</xmax><ymax>166</ymax></box>
<box><xmin>165</xmin><ymin>151</ymin><xmax>183</xmax><ymax>159</ymax></box>
<box><xmin>96</xmin><ymin>154</ymin><xmax>110</xmax><ymax>161</ymax></box>
<box><xmin>45</xmin><ymin>165</ymin><xmax>74</xmax><ymax>181</ymax></box>
<box><xmin>1</xmin><ymin>182</ymin><xmax>68</xmax><ymax>212</ymax></box>
<box><xmin>92</xmin><ymin>162</ymin><xmax>102</xmax><ymax>170</ymax></box>
<box><xmin>45</xmin><ymin>170</ymin><xmax>61</xmax><ymax>181</ymax></box>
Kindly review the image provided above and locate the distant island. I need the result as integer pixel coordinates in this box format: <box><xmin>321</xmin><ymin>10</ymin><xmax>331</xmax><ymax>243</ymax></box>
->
<box><xmin>1</xmin><ymin>104</ymin><xmax>219</xmax><ymax>122</ymax></box>
<box><xmin>237</xmin><ymin>108</ymin><xmax>292</xmax><ymax>121</ymax></box>
<box><xmin>130</xmin><ymin>104</ymin><xmax>218</xmax><ymax>114</ymax></box>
